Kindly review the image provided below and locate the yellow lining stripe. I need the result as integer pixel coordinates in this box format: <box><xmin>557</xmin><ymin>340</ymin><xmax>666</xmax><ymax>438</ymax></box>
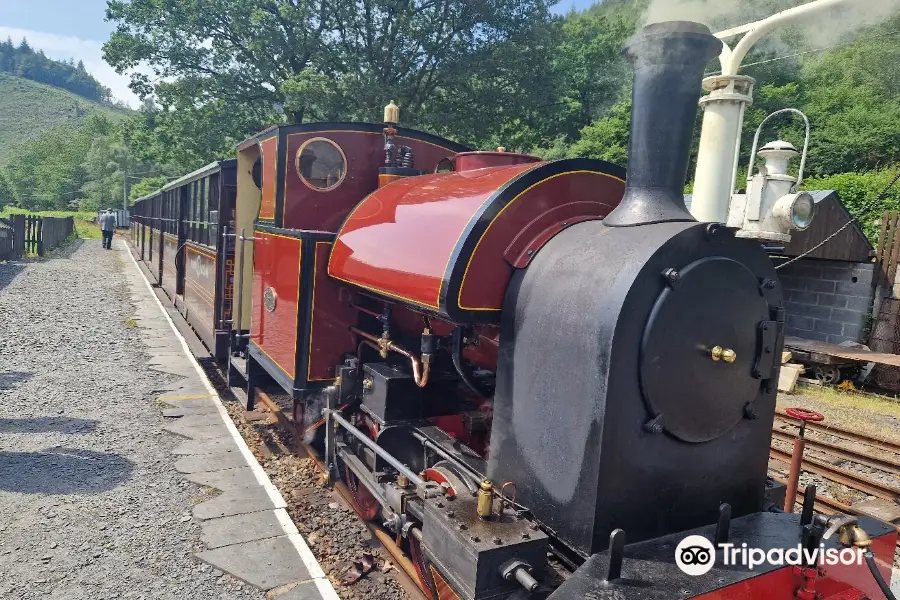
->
<box><xmin>327</xmin><ymin>272</ymin><xmax>442</xmax><ymax>311</ymax></box>
<box><xmin>458</xmin><ymin>170</ymin><xmax>625</xmax><ymax>310</ymax></box>
<box><xmin>185</xmin><ymin>278</ymin><xmax>215</xmax><ymax>305</ymax></box>
<box><xmin>284</xmin><ymin>129</ymin><xmax>460</xmax><ymax>152</ymax></box>
<box><xmin>186</xmin><ymin>245</ymin><xmax>216</xmax><ymax>259</ymax></box>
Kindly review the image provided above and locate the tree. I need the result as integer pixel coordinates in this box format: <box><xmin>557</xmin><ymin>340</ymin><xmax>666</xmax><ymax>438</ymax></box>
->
<box><xmin>802</xmin><ymin>167</ymin><xmax>900</xmax><ymax>243</ymax></box>
<box><xmin>104</xmin><ymin>0</ymin><xmax>556</xmax><ymax>158</ymax></box>
<box><xmin>567</xmin><ymin>99</ymin><xmax>631</xmax><ymax>165</ymax></box>
<box><xmin>550</xmin><ymin>6</ymin><xmax>633</xmax><ymax>139</ymax></box>
<box><xmin>129</xmin><ymin>176</ymin><xmax>168</xmax><ymax>202</ymax></box>
<box><xmin>0</xmin><ymin>172</ymin><xmax>13</xmax><ymax>208</ymax></box>
<box><xmin>0</xmin><ymin>36</ymin><xmax>111</xmax><ymax>102</ymax></box>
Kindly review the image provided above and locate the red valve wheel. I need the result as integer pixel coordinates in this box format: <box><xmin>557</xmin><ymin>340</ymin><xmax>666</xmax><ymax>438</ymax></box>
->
<box><xmin>785</xmin><ymin>407</ymin><xmax>824</xmax><ymax>422</ymax></box>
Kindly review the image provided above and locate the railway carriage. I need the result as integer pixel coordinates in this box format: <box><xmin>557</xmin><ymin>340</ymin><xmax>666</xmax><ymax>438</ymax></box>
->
<box><xmin>131</xmin><ymin>160</ymin><xmax>237</xmax><ymax>361</ymax></box>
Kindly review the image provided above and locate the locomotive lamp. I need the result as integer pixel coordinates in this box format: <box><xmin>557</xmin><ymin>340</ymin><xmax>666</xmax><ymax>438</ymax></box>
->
<box><xmin>726</xmin><ymin>108</ymin><xmax>815</xmax><ymax>241</ymax></box>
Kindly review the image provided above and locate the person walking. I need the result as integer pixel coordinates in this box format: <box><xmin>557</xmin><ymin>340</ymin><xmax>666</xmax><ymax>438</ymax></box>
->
<box><xmin>99</xmin><ymin>209</ymin><xmax>117</xmax><ymax>250</ymax></box>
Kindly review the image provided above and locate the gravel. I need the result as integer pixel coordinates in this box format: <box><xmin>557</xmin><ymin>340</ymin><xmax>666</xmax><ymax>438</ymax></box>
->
<box><xmin>219</xmin><ymin>399</ymin><xmax>409</xmax><ymax>600</ymax></box>
<box><xmin>0</xmin><ymin>239</ymin><xmax>263</xmax><ymax>600</ymax></box>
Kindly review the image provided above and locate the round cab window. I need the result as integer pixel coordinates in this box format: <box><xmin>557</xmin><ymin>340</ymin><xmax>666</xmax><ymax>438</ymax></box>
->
<box><xmin>296</xmin><ymin>138</ymin><xmax>347</xmax><ymax>191</ymax></box>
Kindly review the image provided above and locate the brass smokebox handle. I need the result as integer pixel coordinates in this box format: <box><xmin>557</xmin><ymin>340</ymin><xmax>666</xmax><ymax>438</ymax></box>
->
<box><xmin>710</xmin><ymin>346</ymin><xmax>736</xmax><ymax>363</ymax></box>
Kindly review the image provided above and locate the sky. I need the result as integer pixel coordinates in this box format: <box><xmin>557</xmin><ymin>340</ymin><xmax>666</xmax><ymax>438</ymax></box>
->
<box><xmin>0</xmin><ymin>0</ymin><xmax>598</xmax><ymax>107</ymax></box>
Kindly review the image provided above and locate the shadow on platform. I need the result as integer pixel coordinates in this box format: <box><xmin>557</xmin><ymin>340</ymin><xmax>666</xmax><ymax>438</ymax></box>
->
<box><xmin>0</xmin><ymin>371</ymin><xmax>33</xmax><ymax>391</ymax></box>
<box><xmin>0</xmin><ymin>416</ymin><xmax>99</xmax><ymax>434</ymax></box>
<box><xmin>0</xmin><ymin>447</ymin><xmax>134</xmax><ymax>494</ymax></box>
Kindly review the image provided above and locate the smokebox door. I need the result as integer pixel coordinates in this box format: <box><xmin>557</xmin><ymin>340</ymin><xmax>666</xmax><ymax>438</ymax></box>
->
<box><xmin>640</xmin><ymin>257</ymin><xmax>770</xmax><ymax>443</ymax></box>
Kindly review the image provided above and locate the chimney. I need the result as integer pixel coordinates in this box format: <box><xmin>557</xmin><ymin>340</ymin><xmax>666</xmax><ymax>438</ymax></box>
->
<box><xmin>604</xmin><ymin>22</ymin><xmax>722</xmax><ymax>227</ymax></box>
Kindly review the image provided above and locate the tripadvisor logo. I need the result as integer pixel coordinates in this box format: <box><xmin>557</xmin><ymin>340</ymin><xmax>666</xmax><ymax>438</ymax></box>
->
<box><xmin>674</xmin><ymin>535</ymin><xmax>866</xmax><ymax>576</ymax></box>
<box><xmin>675</xmin><ymin>536</ymin><xmax>716</xmax><ymax>576</ymax></box>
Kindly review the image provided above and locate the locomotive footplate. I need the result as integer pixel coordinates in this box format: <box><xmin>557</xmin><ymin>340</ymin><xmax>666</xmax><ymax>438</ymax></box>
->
<box><xmin>422</xmin><ymin>494</ymin><xmax>549</xmax><ymax>600</ymax></box>
<box><xmin>546</xmin><ymin>512</ymin><xmax>896</xmax><ymax>599</ymax></box>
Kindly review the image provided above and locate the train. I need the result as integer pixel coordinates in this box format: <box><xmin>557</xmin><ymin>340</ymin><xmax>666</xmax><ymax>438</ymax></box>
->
<box><xmin>128</xmin><ymin>19</ymin><xmax>897</xmax><ymax>600</ymax></box>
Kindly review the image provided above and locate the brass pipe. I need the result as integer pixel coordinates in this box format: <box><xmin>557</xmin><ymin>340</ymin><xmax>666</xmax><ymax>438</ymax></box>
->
<box><xmin>350</xmin><ymin>326</ymin><xmax>431</xmax><ymax>387</ymax></box>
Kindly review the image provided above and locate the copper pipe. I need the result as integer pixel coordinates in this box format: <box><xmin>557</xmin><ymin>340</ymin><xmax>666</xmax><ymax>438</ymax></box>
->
<box><xmin>350</xmin><ymin>301</ymin><xmax>383</xmax><ymax>319</ymax></box>
<box><xmin>350</xmin><ymin>326</ymin><xmax>431</xmax><ymax>387</ymax></box>
<box><xmin>784</xmin><ymin>436</ymin><xmax>807</xmax><ymax>512</ymax></box>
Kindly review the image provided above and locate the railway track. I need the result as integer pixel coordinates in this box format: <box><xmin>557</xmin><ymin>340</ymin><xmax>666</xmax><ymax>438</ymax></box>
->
<box><xmin>252</xmin><ymin>389</ymin><xmax>427</xmax><ymax>600</ymax></box>
<box><xmin>769</xmin><ymin>410</ymin><xmax>900</xmax><ymax>530</ymax></box>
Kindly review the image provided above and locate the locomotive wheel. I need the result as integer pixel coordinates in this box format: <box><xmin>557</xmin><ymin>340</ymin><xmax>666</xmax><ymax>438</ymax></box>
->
<box><xmin>343</xmin><ymin>414</ymin><xmax>382</xmax><ymax>521</ymax></box>
<box><xmin>813</xmin><ymin>365</ymin><xmax>842</xmax><ymax>385</ymax></box>
<box><xmin>344</xmin><ymin>465</ymin><xmax>380</xmax><ymax>521</ymax></box>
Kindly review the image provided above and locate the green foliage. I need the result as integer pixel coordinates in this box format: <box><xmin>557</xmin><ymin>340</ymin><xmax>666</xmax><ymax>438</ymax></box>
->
<box><xmin>567</xmin><ymin>99</ymin><xmax>631</xmax><ymax>164</ymax></box>
<box><xmin>0</xmin><ymin>73</ymin><xmax>129</xmax><ymax>165</ymax></box>
<box><xmin>0</xmin><ymin>171</ymin><xmax>12</xmax><ymax>208</ymax></box>
<box><xmin>802</xmin><ymin>167</ymin><xmax>900</xmax><ymax>242</ymax></box>
<box><xmin>550</xmin><ymin>7</ymin><xmax>633</xmax><ymax>139</ymax></box>
<box><xmin>0</xmin><ymin>37</ymin><xmax>111</xmax><ymax>103</ymax></box>
<box><xmin>129</xmin><ymin>176</ymin><xmax>168</xmax><ymax>201</ymax></box>
<box><xmin>0</xmin><ymin>206</ymin><xmax>101</xmax><ymax>240</ymax></box>
<box><xmin>2</xmin><ymin>112</ymin><xmax>165</xmax><ymax>212</ymax></box>
<box><xmin>103</xmin><ymin>0</ymin><xmax>558</xmax><ymax>162</ymax></box>
<box><xmin>7</xmin><ymin>0</ymin><xmax>900</xmax><ymax>226</ymax></box>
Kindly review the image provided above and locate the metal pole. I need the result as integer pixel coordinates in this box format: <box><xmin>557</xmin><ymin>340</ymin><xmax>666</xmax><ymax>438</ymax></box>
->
<box><xmin>784</xmin><ymin>422</ymin><xmax>807</xmax><ymax>513</ymax></box>
<box><xmin>235</xmin><ymin>228</ymin><xmax>246</xmax><ymax>343</ymax></box>
<box><xmin>218</xmin><ymin>224</ymin><xmax>229</xmax><ymax>329</ymax></box>
<box><xmin>329</xmin><ymin>411</ymin><xmax>425</xmax><ymax>489</ymax></box>
<box><xmin>123</xmin><ymin>173</ymin><xmax>127</xmax><ymax>213</ymax></box>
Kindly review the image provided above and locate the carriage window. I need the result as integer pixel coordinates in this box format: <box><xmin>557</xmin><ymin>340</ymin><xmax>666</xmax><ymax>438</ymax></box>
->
<box><xmin>295</xmin><ymin>138</ymin><xmax>347</xmax><ymax>191</ymax></box>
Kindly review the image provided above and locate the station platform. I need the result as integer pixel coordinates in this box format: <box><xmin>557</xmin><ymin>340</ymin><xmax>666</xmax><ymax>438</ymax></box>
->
<box><xmin>0</xmin><ymin>237</ymin><xmax>337</xmax><ymax>600</ymax></box>
<box><xmin>123</xmin><ymin>242</ymin><xmax>339</xmax><ymax>600</ymax></box>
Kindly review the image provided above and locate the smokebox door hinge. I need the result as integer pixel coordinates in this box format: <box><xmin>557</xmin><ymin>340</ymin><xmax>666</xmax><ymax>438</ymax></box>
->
<box><xmin>753</xmin><ymin>319</ymin><xmax>780</xmax><ymax>381</ymax></box>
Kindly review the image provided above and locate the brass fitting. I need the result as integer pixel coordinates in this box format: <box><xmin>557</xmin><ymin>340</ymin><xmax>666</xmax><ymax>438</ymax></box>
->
<box><xmin>477</xmin><ymin>480</ymin><xmax>494</xmax><ymax>520</ymax></box>
<box><xmin>839</xmin><ymin>524</ymin><xmax>872</xmax><ymax>548</ymax></box>
<box><xmin>710</xmin><ymin>346</ymin><xmax>736</xmax><ymax>363</ymax></box>
<box><xmin>397</xmin><ymin>472</ymin><xmax>410</xmax><ymax>489</ymax></box>
<box><xmin>377</xmin><ymin>332</ymin><xmax>391</xmax><ymax>359</ymax></box>
<box><xmin>362</xmin><ymin>376</ymin><xmax>374</xmax><ymax>391</ymax></box>
<box><xmin>384</xmin><ymin>100</ymin><xmax>400</xmax><ymax>125</ymax></box>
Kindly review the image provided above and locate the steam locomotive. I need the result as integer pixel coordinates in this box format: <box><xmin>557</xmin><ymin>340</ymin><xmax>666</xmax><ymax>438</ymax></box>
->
<box><xmin>129</xmin><ymin>20</ymin><xmax>897</xmax><ymax>600</ymax></box>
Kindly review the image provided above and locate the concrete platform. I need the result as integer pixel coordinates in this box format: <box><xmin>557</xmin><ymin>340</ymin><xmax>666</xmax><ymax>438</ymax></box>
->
<box><xmin>123</xmin><ymin>245</ymin><xmax>339</xmax><ymax>599</ymax></box>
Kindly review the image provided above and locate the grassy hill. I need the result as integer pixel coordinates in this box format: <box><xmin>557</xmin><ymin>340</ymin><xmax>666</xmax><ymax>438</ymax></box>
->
<box><xmin>0</xmin><ymin>73</ymin><xmax>130</xmax><ymax>165</ymax></box>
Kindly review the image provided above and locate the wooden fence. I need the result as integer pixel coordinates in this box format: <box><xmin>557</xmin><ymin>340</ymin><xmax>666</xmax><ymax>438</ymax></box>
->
<box><xmin>0</xmin><ymin>215</ymin><xmax>74</xmax><ymax>259</ymax></box>
<box><xmin>875</xmin><ymin>211</ymin><xmax>900</xmax><ymax>287</ymax></box>
<box><xmin>0</xmin><ymin>218</ymin><xmax>15</xmax><ymax>261</ymax></box>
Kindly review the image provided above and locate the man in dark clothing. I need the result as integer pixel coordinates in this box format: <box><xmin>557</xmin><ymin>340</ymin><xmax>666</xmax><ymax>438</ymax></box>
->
<box><xmin>99</xmin><ymin>209</ymin><xmax>117</xmax><ymax>249</ymax></box>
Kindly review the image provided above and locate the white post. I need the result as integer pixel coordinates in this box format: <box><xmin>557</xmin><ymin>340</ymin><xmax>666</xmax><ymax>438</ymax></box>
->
<box><xmin>690</xmin><ymin>75</ymin><xmax>754</xmax><ymax>223</ymax></box>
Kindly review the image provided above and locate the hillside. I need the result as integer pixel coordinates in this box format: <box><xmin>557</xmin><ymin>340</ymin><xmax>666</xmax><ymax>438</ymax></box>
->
<box><xmin>0</xmin><ymin>73</ymin><xmax>129</xmax><ymax>165</ymax></box>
